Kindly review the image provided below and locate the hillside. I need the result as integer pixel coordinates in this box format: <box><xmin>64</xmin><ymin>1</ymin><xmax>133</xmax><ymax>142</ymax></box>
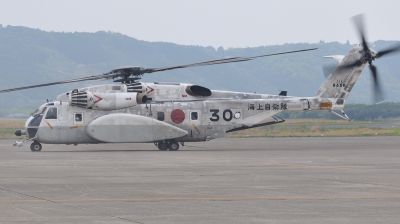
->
<box><xmin>1</xmin><ymin>25</ymin><xmax>400</xmax><ymax>115</ymax></box>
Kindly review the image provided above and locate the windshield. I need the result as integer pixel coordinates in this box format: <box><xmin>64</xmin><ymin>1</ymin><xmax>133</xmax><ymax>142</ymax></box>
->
<box><xmin>30</xmin><ymin>105</ymin><xmax>47</xmax><ymax>116</ymax></box>
<box><xmin>30</xmin><ymin>109</ymin><xmax>39</xmax><ymax>116</ymax></box>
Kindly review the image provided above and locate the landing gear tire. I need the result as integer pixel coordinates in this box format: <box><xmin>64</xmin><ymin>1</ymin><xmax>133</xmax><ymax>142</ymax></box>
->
<box><xmin>168</xmin><ymin>140</ymin><xmax>179</xmax><ymax>151</ymax></box>
<box><xmin>30</xmin><ymin>141</ymin><xmax>42</xmax><ymax>152</ymax></box>
<box><xmin>157</xmin><ymin>141</ymin><xmax>168</xmax><ymax>151</ymax></box>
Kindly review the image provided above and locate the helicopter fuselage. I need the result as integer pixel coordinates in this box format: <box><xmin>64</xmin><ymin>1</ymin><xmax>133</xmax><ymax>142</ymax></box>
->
<box><xmin>16</xmin><ymin>46</ymin><xmax>373</xmax><ymax>151</ymax></box>
<box><xmin>24</xmin><ymin>85</ymin><xmax>339</xmax><ymax>146</ymax></box>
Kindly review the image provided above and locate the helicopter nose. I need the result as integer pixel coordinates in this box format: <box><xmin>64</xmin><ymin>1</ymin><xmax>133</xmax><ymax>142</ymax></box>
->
<box><xmin>25</xmin><ymin>115</ymin><xmax>42</xmax><ymax>138</ymax></box>
<box><xmin>25</xmin><ymin>116</ymin><xmax>33</xmax><ymax>129</ymax></box>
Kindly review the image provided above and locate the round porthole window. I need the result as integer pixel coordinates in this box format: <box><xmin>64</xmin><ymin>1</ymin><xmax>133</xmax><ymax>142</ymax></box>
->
<box><xmin>234</xmin><ymin>112</ymin><xmax>241</xmax><ymax>119</ymax></box>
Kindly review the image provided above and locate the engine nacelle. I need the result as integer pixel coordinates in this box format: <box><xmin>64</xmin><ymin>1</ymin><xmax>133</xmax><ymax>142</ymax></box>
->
<box><xmin>70</xmin><ymin>90</ymin><xmax>147</xmax><ymax>110</ymax></box>
<box><xmin>185</xmin><ymin>85</ymin><xmax>212</xmax><ymax>97</ymax></box>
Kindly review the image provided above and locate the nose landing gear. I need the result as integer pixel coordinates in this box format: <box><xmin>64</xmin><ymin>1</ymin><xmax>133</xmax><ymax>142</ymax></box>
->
<box><xmin>30</xmin><ymin>141</ymin><xmax>42</xmax><ymax>152</ymax></box>
<box><xmin>156</xmin><ymin>140</ymin><xmax>180</xmax><ymax>151</ymax></box>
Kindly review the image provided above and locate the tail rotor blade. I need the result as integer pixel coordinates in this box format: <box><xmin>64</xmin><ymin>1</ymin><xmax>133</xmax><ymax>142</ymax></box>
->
<box><xmin>376</xmin><ymin>43</ymin><xmax>400</xmax><ymax>58</ymax></box>
<box><xmin>340</xmin><ymin>60</ymin><xmax>364</xmax><ymax>70</ymax></box>
<box><xmin>369</xmin><ymin>64</ymin><xmax>385</xmax><ymax>103</ymax></box>
<box><xmin>352</xmin><ymin>14</ymin><xmax>369</xmax><ymax>52</ymax></box>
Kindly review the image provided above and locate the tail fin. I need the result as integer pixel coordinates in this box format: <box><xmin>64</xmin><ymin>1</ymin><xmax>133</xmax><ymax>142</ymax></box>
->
<box><xmin>314</xmin><ymin>51</ymin><xmax>366</xmax><ymax>106</ymax></box>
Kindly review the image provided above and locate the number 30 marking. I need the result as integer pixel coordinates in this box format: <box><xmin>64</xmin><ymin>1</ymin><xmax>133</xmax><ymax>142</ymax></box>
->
<box><xmin>209</xmin><ymin>109</ymin><xmax>233</xmax><ymax>122</ymax></box>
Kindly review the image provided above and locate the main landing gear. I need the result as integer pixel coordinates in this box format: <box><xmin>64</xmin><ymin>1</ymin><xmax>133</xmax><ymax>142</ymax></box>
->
<box><xmin>156</xmin><ymin>140</ymin><xmax>180</xmax><ymax>151</ymax></box>
<box><xmin>30</xmin><ymin>141</ymin><xmax>42</xmax><ymax>152</ymax></box>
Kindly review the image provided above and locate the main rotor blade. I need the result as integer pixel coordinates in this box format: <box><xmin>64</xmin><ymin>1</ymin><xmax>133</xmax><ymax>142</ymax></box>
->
<box><xmin>144</xmin><ymin>48</ymin><xmax>317</xmax><ymax>73</ymax></box>
<box><xmin>352</xmin><ymin>14</ymin><xmax>369</xmax><ymax>52</ymax></box>
<box><xmin>0</xmin><ymin>73</ymin><xmax>117</xmax><ymax>93</ymax></box>
<box><xmin>0</xmin><ymin>48</ymin><xmax>317</xmax><ymax>93</ymax></box>
<box><xmin>369</xmin><ymin>64</ymin><xmax>385</xmax><ymax>103</ymax></box>
<box><xmin>376</xmin><ymin>43</ymin><xmax>400</xmax><ymax>58</ymax></box>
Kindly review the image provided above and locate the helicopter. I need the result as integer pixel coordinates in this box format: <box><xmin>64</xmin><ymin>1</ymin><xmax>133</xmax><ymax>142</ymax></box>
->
<box><xmin>2</xmin><ymin>14</ymin><xmax>400</xmax><ymax>152</ymax></box>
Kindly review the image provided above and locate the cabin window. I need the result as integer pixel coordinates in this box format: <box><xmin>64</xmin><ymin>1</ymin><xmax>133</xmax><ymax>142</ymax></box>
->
<box><xmin>75</xmin><ymin>113</ymin><xmax>83</xmax><ymax>122</ymax></box>
<box><xmin>45</xmin><ymin>108</ymin><xmax>57</xmax><ymax>119</ymax></box>
<box><xmin>191</xmin><ymin>112</ymin><xmax>198</xmax><ymax>121</ymax></box>
<box><xmin>112</xmin><ymin>86</ymin><xmax>121</xmax><ymax>90</ymax></box>
<box><xmin>157</xmin><ymin>111</ymin><xmax>165</xmax><ymax>121</ymax></box>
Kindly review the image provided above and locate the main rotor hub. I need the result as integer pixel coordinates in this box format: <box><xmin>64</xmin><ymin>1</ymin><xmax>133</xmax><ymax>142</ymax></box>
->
<box><xmin>107</xmin><ymin>66</ymin><xmax>146</xmax><ymax>83</ymax></box>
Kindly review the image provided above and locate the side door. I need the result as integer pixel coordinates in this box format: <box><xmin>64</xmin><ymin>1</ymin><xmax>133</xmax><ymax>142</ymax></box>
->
<box><xmin>72</xmin><ymin>112</ymin><xmax>85</xmax><ymax>140</ymax></box>
<box><xmin>188</xmin><ymin>110</ymin><xmax>204</xmax><ymax>140</ymax></box>
<box><xmin>56</xmin><ymin>105</ymin><xmax>84</xmax><ymax>144</ymax></box>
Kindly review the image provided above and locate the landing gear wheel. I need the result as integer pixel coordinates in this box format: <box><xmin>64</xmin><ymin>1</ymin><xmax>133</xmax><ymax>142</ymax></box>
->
<box><xmin>30</xmin><ymin>141</ymin><xmax>42</xmax><ymax>152</ymax></box>
<box><xmin>168</xmin><ymin>141</ymin><xmax>179</xmax><ymax>151</ymax></box>
<box><xmin>157</xmin><ymin>141</ymin><xmax>168</xmax><ymax>151</ymax></box>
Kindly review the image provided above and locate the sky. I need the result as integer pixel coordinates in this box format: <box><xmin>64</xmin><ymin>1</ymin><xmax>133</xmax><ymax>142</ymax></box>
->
<box><xmin>0</xmin><ymin>0</ymin><xmax>400</xmax><ymax>49</ymax></box>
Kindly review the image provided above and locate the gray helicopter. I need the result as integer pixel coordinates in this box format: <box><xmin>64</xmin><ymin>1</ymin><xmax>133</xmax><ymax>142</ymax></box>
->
<box><xmin>2</xmin><ymin>15</ymin><xmax>400</xmax><ymax>152</ymax></box>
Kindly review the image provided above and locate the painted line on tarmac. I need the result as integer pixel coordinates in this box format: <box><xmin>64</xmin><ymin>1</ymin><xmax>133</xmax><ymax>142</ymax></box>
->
<box><xmin>1</xmin><ymin>195</ymin><xmax>400</xmax><ymax>203</ymax></box>
<box><xmin>266</xmin><ymin>162</ymin><xmax>353</xmax><ymax>170</ymax></box>
<box><xmin>155</xmin><ymin>155</ymin><xmax>352</xmax><ymax>170</ymax></box>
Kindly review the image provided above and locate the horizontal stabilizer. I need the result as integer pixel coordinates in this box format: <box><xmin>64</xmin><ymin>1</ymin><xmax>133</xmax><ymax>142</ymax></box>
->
<box><xmin>322</xmin><ymin>55</ymin><xmax>344</xmax><ymax>79</ymax></box>
<box><xmin>323</xmin><ymin>55</ymin><xmax>345</xmax><ymax>63</ymax></box>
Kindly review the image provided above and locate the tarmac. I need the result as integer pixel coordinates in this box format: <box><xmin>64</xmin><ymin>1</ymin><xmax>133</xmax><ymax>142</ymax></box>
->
<box><xmin>0</xmin><ymin>136</ymin><xmax>399</xmax><ymax>224</ymax></box>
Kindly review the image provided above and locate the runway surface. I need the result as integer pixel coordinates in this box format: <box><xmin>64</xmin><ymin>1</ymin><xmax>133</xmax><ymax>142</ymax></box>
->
<box><xmin>0</xmin><ymin>137</ymin><xmax>399</xmax><ymax>224</ymax></box>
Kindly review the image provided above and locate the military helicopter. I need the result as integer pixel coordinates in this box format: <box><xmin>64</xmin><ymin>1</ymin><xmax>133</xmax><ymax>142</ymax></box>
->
<box><xmin>2</xmin><ymin>14</ymin><xmax>400</xmax><ymax>152</ymax></box>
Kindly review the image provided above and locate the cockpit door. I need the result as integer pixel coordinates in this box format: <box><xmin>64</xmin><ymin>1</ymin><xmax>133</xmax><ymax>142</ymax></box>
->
<box><xmin>41</xmin><ymin>106</ymin><xmax>59</xmax><ymax>143</ymax></box>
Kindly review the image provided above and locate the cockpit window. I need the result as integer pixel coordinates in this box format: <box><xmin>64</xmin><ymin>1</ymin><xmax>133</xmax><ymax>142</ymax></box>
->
<box><xmin>31</xmin><ymin>107</ymin><xmax>47</xmax><ymax>116</ymax></box>
<box><xmin>40</xmin><ymin>107</ymin><xmax>47</xmax><ymax>114</ymax></box>
<box><xmin>30</xmin><ymin>109</ymin><xmax>39</xmax><ymax>116</ymax></box>
<box><xmin>45</xmin><ymin>108</ymin><xmax>57</xmax><ymax>119</ymax></box>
